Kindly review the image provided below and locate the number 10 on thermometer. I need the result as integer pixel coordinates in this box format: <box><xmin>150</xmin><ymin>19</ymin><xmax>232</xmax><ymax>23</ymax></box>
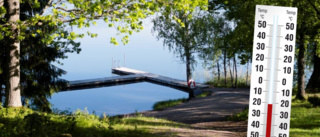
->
<box><xmin>247</xmin><ymin>5</ymin><xmax>297</xmax><ymax>137</ymax></box>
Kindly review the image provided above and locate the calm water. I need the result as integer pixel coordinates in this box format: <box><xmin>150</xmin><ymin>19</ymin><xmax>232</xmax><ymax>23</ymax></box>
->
<box><xmin>51</xmin><ymin>82</ymin><xmax>188</xmax><ymax>115</ymax></box>
<box><xmin>50</xmin><ymin>19</ymin><xmax>211</xmax><ymax>116</ymax></box>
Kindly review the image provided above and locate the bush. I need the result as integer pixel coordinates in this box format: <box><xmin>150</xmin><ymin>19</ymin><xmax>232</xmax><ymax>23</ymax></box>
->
<box><xmin>308</xmin><ymin>96</ymin><xmax>320</xmax><ymax>107</ymax></box>
<box><xmin>206</xmin><ymin>76</ymin><xmax>249</xmax><ymax>88</ymax></box>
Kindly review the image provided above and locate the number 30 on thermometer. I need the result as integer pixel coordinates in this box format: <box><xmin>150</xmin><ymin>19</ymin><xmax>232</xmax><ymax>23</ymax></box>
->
<box><xmin>247</xmin><ymin>5</ymin><xmax>297</xmax><ymax>137</ymax></box>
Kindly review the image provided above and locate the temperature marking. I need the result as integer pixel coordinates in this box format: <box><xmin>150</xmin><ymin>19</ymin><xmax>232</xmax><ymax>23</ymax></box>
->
<box><xmin>247</xmin><ymin>5</ymin><xmax>297</xmax><ymax>137</ymax></box>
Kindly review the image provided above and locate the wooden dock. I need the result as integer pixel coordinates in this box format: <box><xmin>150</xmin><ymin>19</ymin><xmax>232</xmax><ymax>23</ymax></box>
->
<box><xmin>63</xmin><ymin>74</ymin><xmax>145</xmax><ymax>91</ymax></box>
<box><xmin>112</xmin><ymin>67</ymin><xmax>209</xmax><ymax>90</ymax></box>
<box><xmin>63</xmin><ymin>67</ymin><xmax>209</xmax><ymax>92</ymax></box>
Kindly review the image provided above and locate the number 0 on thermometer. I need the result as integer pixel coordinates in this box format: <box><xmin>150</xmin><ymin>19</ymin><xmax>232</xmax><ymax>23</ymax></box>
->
<box><xmin>247</xmin><ymin>5</ymin><xmax>297</xmax><ymax>137</ymax></box>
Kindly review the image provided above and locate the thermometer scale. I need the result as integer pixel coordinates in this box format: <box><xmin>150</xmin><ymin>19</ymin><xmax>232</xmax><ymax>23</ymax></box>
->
<box><xmin>247</xmin><ymin>5</ymin><xmax>297</xmax><ymax>137</ymax></box>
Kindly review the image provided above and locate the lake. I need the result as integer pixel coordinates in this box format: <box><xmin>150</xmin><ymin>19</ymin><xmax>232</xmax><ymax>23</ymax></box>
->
<box><xmin>50</xmin><ymin>19</ymin><xmax>212</xmax><ymax>116</ymax></box>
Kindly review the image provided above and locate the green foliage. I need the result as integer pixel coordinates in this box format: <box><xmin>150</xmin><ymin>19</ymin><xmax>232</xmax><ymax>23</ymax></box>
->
<box><xmin>1</xmin><ymin>0</ymin><xmax>209</xmax><ymax>45</ymax></box>
<box><xmin>1</xmin><ymin>0</ymin><xmax>210</xmax><ymax>108</ymax></box>
<box><xmin>308</xmin><ymin>95</ymin><xmax>320</xmax><ymax>107</ymax></box>
<box><xmin>153</xmin><ymin>91</ymin><xmax>213</xmax><ymax>111</ymax></box>
<box><xmin>290</xmin><ymin>100</ymin><xmax>320</xmax><ymax>137</ymax></box>
<box><xmin>152</xmin><ymin>98</ymin><xmax>188</xmax><ymax>111</ymax></box>
<box><xmin>0</xmin><ymin>2</ymin><xmax>80</xmax><ymax>110</ymax></box>
<box><xmin>196</xmin><ymin>91</ymin><xmax>211</xmax><ymax>98</ymax></box>
<box><xmin>206</xmin><ymin>76</ymin><xmax>249</xmax><ymax>88</ymax></box>
<box><xmin>153</xmin><ymin>9</ymin><xmax>209</xmax><ymax>65</ymax></box>
<box><xmin>153</xmin><ymin>2</ymin><xmax>208</xmax><ymax>80</ymax></box>
<box><xmin>226</xmin><ymin>107</ymin><xmax>248</xmax><ymax>121</ymax></box>
<box><xmin>0</xmin><ymin>107</ymin><xmax>188</xmax><ymax>137</ymax></box>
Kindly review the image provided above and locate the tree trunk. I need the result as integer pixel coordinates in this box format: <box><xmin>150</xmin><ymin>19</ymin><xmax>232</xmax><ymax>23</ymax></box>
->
<box><xmin>233</xmin><ymin>56</ymin><xmax>237</xmax><ymax>88</ymax></box>
<box><xmin>246</xmin><ymin>61</ymin><xmax>249</xmax><ymax>86</ymax></box>
<box><xmin>229</xmin><ymin>59</ymin><xmax>233</xmax><ymax>87</ymax></box>
<box><xmin>306</xmin><ymin>42</ymin><xmax>320</xmax><ymax>93</ymax></box>
<box><xmin>186</xmin><ymin>53</ymin><xmax>192</xmax><ymax>82</ymax></box>
<box><xmin>186</xmin><ymin>49</ymin><xmax>194</xmax><ymax>99</ymax></box>
<box><xmin>6</xmin><ymin>0</ymin><xmax>22</xmax><ymax>107</ymax></box>
<box><xmin>223</xmin><ymin>49</ymin><xmax>227</xmax><ymax>84</ymax></box>
<box><xmin>217</xmin><ymin>59</ymin><xmax>220</xmax><ymax>84</ymax></box>
<box><xmin>296</xmin><ymin>32</ymin><xmax>306</xmax><ymax>100</ymax></box>
<box><xmin>183</xmin><ymin>17</ymin><xmax>193</xmax><ymax>99</ymax></box>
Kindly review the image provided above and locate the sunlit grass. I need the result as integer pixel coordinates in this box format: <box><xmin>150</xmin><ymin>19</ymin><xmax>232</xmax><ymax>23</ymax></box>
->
<box><xmin>226</xmin><ymin>107</ymin><xmax>248</xmax><ymax>121</ymax></box>
<box><xmin>290</xmin><ymin>100</ymin><xmax>320</xmax><ymax>137</ymax></box>
<box><xmin>196</xmin><ymin>91</ymin><xmax>212</xmax><ymax>98</ymax></box>
<box><xmin>0</xmin><ymin>107</ymin><xmax>189</xmax><ymax>137</ymax></box>
<box><xmin>152</xmin><ymin>91</ymin><xmax>213</xmax><ymax>111</ymax></box>
<box><xmin>152</xmin><ymin>98</ymin><xmax>188</xmax><ymax>111</ymax></box>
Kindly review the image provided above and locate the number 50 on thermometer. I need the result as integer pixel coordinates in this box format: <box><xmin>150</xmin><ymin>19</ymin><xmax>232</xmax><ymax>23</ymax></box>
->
<box><xmin>247</xmin><ymin>5</ymin><xmax>297</xmax><ymax>137</ymax></box>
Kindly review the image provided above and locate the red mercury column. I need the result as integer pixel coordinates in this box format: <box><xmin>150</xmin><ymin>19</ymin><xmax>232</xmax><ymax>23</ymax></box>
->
<box><xmin>266</xmin><ymin>104</ymin><xmax>273</xmax><ymax>137</ymax></box>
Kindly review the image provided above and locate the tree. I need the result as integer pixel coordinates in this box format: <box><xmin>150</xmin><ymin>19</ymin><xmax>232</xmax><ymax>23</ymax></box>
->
<box><xmin>152</xmin><ymin>5</ymin><xmax>208</xmax><ymax>98</ymax></box>
<box><xmin>201</xmin><ymin>15</ymin><xmax>232</xmax><ymax>86</ymax></box>
<box><xmin>0</xmin><ymin>0</ymin><xmax>81</xmax><ymax>110</ymax></box>
<box><xmin>0</xmin><ymin>0</ymin><xmax>208</xmax><ymax>107</ymax></box>
<box><xmin>294</xmin><ymin>1</ymin><xmax>320</xmax><ymax>100</ymax></box>
<box><xmin>305</xmin><ymin>0</ymin><xmax>320</xmax><ymax>93</ymax></box>
<box><xmin>306</xmin><ymin>40</ymin><xmax>320</xmax><ymax>93</ymax></box>
<box><xmin>197</xmin><ymin>13</ymin><xmax>221</xmax><ymax>84</ymax></box>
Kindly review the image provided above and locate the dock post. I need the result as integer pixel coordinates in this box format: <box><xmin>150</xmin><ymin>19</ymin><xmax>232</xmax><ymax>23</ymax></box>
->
<box><xmin>188</xmin><ymin>88</ymin><xmax>195</xmax><ymax>99</ymax></box>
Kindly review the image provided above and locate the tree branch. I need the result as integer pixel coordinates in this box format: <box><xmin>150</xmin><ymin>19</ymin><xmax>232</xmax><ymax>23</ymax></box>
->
<box><xmin>56</xmin><ymin>7</ymin><xmax>83</xmax><ymax>13</ymax></box>
<box><xmin>306</xmin><ymin>0</ymin><xmax>320</xmax><ymax>19</ymax></box>
<box><xmin>40</xmin><ymin>0</ymin><xmax>54</xmax><ymax>15</ymax></box>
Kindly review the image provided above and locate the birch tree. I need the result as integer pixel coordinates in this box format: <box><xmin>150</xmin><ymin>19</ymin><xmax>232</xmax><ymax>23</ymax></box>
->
<box><xmin>152</xmin><ymin>7</ymin><xmax>208</xmax><ymax>84</ymax></box>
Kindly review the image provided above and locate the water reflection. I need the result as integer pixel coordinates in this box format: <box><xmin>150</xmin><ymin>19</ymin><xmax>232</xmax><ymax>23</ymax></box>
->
<box><xmin>50</xmin><ymin>82</ymin><xmax>188</xmax><ymax>116</ymax></box>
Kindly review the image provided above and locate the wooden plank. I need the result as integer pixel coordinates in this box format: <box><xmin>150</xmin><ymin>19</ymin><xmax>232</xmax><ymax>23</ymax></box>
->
<box><xmin>64</xmin><ymin>74</ymin><xmax>146</xmax><ymax>91</ymax></box>
<box><xmin>112</xmin><ymin>67</ymin><xmax>147</xmax><ymax>75</ymax></box>
<box><xmin>62</xmin><ymin>67</ymin><xmax>208</xmax><ymax>92</ymax></box>
<box><xmin>112</xmin><ymin>67</ymin><xmax>209</xmax><ymax>89</ymax></box>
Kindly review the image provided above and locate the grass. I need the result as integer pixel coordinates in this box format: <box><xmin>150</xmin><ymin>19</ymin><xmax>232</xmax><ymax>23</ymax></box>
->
<box><xmin>226</xmin><ymin>95</ymin><xmax>320</xmax><ymax>137</ymax></box>
<box><xmin>152</xmin><ymin>98</ymin><xmax>188</xmax><ymax>111</ymax></box>
<box><xmin>206</xmin><ymin>76</ymin><xmax>250</xmax><ymax>88</ymax></box>
<box><xmin>196</xmin><ymin>91</ymin><xmax>212</xmax><ymax>98</ymax></box>
<box><xmin>0</xmin><ymin>106</ymin><xmax>190</xmax><ymax>137</ymax></box>
<box><xmin>290</xmin><ymin>99</ymin><xmax>320</xmax><ymax>137</ymax></box>
<box><xmin>152</xmin><ymin>91</ymin><xmax>213</xmax><ymax>111</ymax></box>
<box><xmin>226</xmin><ymin>107</ymin><xmax>249</xmax><ymax>121</ymax></box>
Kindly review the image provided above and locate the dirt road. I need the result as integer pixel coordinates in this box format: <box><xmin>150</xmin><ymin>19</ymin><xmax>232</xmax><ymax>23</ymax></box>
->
<box><xmin>124</xmin><ymin>88</ymin><xmax>250</xmax><ymax>137</ymax></box>
<box><xmin>142</xmin><ymin>88</ymin><xmax>250</xmax><ymax>124</ymax></box>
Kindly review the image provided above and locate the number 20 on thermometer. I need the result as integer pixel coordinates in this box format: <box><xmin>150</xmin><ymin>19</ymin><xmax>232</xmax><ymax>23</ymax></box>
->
<box><xmin>247</xmin><ymin>5</ymin><xmax>297</xmax><ymax>137</ymax></box>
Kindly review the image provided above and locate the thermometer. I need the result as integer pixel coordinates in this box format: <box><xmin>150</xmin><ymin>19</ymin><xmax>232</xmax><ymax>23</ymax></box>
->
<box><xmin>247</xmin><ymin>5</ymin><xmax>297</xmax><ymax>137</ymax></box>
